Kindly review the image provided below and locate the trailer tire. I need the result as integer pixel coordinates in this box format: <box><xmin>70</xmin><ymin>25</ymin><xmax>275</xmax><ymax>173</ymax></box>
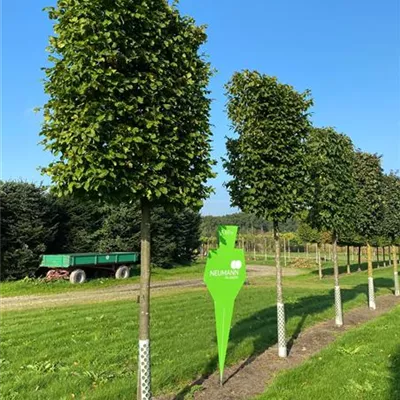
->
<box><xmin>69</xmin><ymin>269</ymin><xmax>86</xmax><ymax>284</ymax></box>
<box><xmin>115</xmin><ymin>265</ymin><xmax>130</xmax><ymax>279</ymax></box>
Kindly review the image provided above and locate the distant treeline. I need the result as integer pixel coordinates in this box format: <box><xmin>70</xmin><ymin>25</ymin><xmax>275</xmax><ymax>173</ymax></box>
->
<box><xmin>0</xmin><ymin>181</ymin><xmax>201</xmax><ymax>280</ymax></box>
<box><xmin>200</xmin><ymin>213</ymin><xmax>298</xmax><ymax>237</ymax></box>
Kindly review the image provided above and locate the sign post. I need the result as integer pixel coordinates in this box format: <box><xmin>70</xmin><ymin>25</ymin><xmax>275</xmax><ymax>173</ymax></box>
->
<box><xmin>204</xmin><ymin>225</ymin><xmax>246</xmax><ymax>385</ymax></box>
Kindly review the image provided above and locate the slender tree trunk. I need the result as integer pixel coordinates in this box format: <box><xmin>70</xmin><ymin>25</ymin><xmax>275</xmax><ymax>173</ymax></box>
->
<box><xmin>332</xmin><ymin>233</ymin><xmax>343</xmax><ymax>326</ymax></box>
<box><xmin>383</xmin><ymin>246</ymin><xmax>386</xmax><ymax>267</ymax></box>
<box><xmin>346</xmin><ymin>245</ymin><xmax>351</xmax><ymax>274</ymax></box>
<box><xmin>274</xmin><ymin>221</ymin><xmax>287</xmax><ymax>358</ymax></box>
<box><xmin>367</xmin><ymin>242</ymin><xmax>376</xmax><ymax>310</ymax></box>
<box><xmin>315</xmin><ymin>243</ymin><xmax>318</xmax><ymax>263</ymax></box>
<box><xmin>351</xmin><ymin>246</ymin><xmax>354</xmax><ymax>262</ymax></box>
<box><xmin>138</xmin><ymin>199</ymin><xmax>151</xmax><ymax>400</ymax></box>
<box><xmin>393</xmin><ymin>245</ymin><xmax>400</xmax><ymax>296</ymax></box>
<box><xmin>264</xmin><ymin>237</ymin><xmax>267</xmax><ymax>261</ymax></box>
<box><xmin>288</xmin><ymin>240</ymin><xmax>291</xmax><ymax>261</ymax></box>
<box><xmin>358</xmin><ymin>246</ymin><xmax>361</xmax><ymax>272</ymax></box>
<box><xmin>318</xmin><ymin>242</ymin><xmax>323</xmax><ymax>279</ymax></box>
<box><xmin>388</xmin><ymin>246</ymin><xmax>392</xmax><ymax>266</ymax></box>
<box><xmin>376</xmin><ymin>246</ymin><xmax>380</xmax><ymax>268</ymax></box>
<box><xmin>283</xmin><ymin>237</ymin><xmax>287</xmax><ymax>267</ymax></box>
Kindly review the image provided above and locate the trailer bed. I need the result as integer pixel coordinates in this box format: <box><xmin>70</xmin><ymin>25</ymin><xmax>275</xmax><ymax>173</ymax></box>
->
<box><xmin>40</xmin><ymin>252</ymin><xmax>139</xmax><ymax>268</ymax></box>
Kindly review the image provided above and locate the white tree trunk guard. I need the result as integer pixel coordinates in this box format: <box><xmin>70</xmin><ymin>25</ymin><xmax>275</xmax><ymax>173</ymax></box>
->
<box><xmin>334</xmin><ymin>285</ymin><xmax>343</xmax><ymax>327</ymax></box>
<box><xmin>368</xmin><ymin>277</ymin><xmax>376</xmax><ymax>310</ymax></box>
<box><xmin>139</xmin><ymin>339</ymin><xmax>151</xmax><ymax>400</ymax></box>
<box><xmin>277</xmin><ymin>302</ymin><xmax>287</xmax><ymax>357</ymax></box>
<box><xmin>394</xmin><ymin>271</ymin><xmax>400</xmax><ymax>296</ymax></box>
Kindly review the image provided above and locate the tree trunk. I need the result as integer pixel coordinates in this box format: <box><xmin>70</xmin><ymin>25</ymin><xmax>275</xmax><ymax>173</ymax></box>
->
<box><xmin>288</xmin><ymin>240</ymin><xmax>291</xmax><ymax>261</ymax></box>
<box><xmin>138</xmin><ymin>199</ymin><xmax>151</xmax><ymax>400</ymax></box>
<box><xmin>264</xmin><ymin>237</ymin><xmax>267</xmax><ymax>261</ymax></box>
<box><xmin>358</xmin><ymin>246</ymin><xmax>361</xmax><ymax>272</ymax></box>
<box><xmin>274</xmin><ymin>221</ymin><xmax>287</xmax><ymax>358</ymax></box>
<box><xmin>315</xmin><ymin>243</ymin><xmax>318</xmax><ymax>263</ymax></box>
<box><xmin>367</xmin><ymin>243</ymin><xmax>376</xmax><ymax>309</ymax></box>
<box><xmin>333</xmin><ymin>233</ymin><xmax>343</xmax><ymax>326</ymax></box>
<box><xmin>317</xmin><ymin>242</ymin><xmax>323</xmax><ymax>279</ymax></box>
<box><xmin>393</xmin><ymin>246</ymin><xmax>400</xmax><ymax>296</ymax></box>
<box><xmin>376</xmin><ymin>246</ymin><xmax>380</xmax><ymax>268</ymax></box>
<box><xmin>383</xmin><ymin>246</ymin><xmax>386</xmax><ymax>267</ymax></box>
<box><xmin>283</xmin><ymin>237</ymin><xmax>287</xmax><ymax>267</ymax></box>
<box><xmin>346</xmin><ymin>245</ymin><xmax>351</xmax><ymax>274</ymax></box>
<box><xmin>388</xmin><ymin>245</ymin><xmax>392</xmax><ymax>266</ymax></box>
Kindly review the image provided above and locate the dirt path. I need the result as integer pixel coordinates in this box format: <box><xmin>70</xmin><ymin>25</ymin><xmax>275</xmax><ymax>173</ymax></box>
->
<box><xmin>0</xmin><ymin>265</ymin><xmax>301</xmax><ymax>311</ymax></box>
<box><xmin>158</xmin><ymin>294</ymin><xmax>400</xmax><ymax>400</ymax></box>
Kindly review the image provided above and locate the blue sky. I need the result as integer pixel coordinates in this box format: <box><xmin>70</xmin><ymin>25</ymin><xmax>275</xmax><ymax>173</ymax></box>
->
<box><xmin>2</xmin><ymin>0</ymin><xmax>399</xmax><ymax>215</ymax></box>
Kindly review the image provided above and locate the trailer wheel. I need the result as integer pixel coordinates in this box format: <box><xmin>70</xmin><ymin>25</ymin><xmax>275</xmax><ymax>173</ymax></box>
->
<box><xmin>115</xmin><ymin>265</ymin><xmax>130</xmax><ymax>279</ymax></box>
<box><xmin>69</xmin><ymin>269</ymin><xmax>86</xmax><ymax>284</ymax></box>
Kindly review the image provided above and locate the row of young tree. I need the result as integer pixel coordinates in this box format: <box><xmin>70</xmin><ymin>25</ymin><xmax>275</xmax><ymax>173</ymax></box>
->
<box><xmin>0</xmin><ymin>181</ymin><xmax>201</xmax><ymax>280</ymax></box>
<box><xmin>223</xmin><ymin>70</ymin><xmax>400</xmax><ymax>357</ymax></box>
<box><xmin>200</xmin><ymin>230</ymin><xmax>398</xmax><ymax>270</ymax></box>
<box><xmin>200</xmin><ymin>212</ymin><xmax>298</xmax><ymax>236</ymax></box>
<box><xmin>38</xmin><ymin>1</ymin><xmax>398</xmax><ymax>398</ymax></box>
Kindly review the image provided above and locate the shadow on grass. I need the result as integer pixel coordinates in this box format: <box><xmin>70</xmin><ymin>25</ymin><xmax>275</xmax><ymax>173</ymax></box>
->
<box><xmin>172</xmin><ymin>278</ymin><xmax>394</xmax><ymax>400</ymax></box>
<box><xmin>390</xmin><ymin>345</ymin><xmax>400</xmax><ymax>399</ymax></box>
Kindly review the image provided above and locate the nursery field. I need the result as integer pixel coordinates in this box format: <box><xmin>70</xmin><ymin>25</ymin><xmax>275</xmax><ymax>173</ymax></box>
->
<box><xmin>1</xmin><ymin>263</ymin><xmax>398</xmax><ymax>400</ymax></box>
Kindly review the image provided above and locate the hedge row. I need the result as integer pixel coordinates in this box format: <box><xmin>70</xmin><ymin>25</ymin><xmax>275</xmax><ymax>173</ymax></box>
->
<box><xmin>0</xmin><ymin>181</ymin><xmax>201</xmax><ymax>280</ymax></box>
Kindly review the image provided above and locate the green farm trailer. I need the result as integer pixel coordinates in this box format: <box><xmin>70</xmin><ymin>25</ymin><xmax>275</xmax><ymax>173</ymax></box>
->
<box><xmin>38</xmin><ymin>252</ymin><xmax>140</xmax><ymax>284</ymax></box>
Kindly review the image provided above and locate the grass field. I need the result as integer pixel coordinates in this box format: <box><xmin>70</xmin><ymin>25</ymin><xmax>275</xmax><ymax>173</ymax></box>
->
<box><xmin>257</xmin><ymin>305</ymin><xmax>400</xmax><ymax>400</ymax></box>
<box><xmin>0</xmin><ymin>253</ymin><xmax>387</xmax><ymax>298</ymax></box>
<box><xmin>0</xmin><ymin>262</ymin><xmax>206</xmax><ymax>298</ymax></box>
<box><xmin>0</xmin><ymin>263</ymin><xmax>397</xmax><ymax>399</ymax></box>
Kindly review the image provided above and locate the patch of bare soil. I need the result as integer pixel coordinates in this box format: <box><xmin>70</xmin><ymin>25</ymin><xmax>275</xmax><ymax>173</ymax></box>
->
<box><xmin>158</xmin><ymin>294</ymin><xmax>400</xmax><ymax>400</ymax></box>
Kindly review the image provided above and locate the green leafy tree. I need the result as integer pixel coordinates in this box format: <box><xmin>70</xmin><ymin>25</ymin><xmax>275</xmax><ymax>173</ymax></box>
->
<box><xmin>307</xmin><ymin>127</ymin><xmax>356</xmax><ymax>325</ymax></box>
<box><xmin>223</xmin><ymin>70</ymin><xmax>313</xmax><ymax>357</ymax></box>
<box><xmin>382</xmin><ymin>171</ymin><xmax>400</xmax><ymax>295</ymax></box>
<box><xmin>354</xmin><ymin>151</ymin><xmax>384</xmax><ymax>309</ymax></box>
<box><xmin>40</xmin><ymin>1</ymin><xmax>214</xmax><ymax>397</ymax></box>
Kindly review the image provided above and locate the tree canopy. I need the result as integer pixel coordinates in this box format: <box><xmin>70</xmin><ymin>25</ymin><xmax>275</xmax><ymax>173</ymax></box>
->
<box><xmin>41</xmin><ymin>0</ymin><xmax>214</xmax><ymax>208</ymax></box>
<box><xmin>381</xmin><ymin>171</ymin><xmax>400</xmax><ymax>244</ymax></box>
<box><xmin>223</xmin><ymin>70</ymin><xmax>313</xmax><ymax>223</ymax></box>
<box><xmin>306</xmin><ymin>127</ymin><xmax>356</xmax><ymax>236</ymax></box>
<box><xmin>353</xmin><ymin>151</ymin><xmax>384</xmax><ymax>242</ymax></box>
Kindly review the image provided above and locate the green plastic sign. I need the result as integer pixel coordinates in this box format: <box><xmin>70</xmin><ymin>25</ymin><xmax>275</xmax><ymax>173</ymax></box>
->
<box><xmin>204</xmin><ymin>225</ymin><xmax>246</xmax><ymax>384</ymax></box>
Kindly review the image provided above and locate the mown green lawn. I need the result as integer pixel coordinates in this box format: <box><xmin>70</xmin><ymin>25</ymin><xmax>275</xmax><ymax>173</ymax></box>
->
<box><xmin>0</xmin><ymin>266</ymin><xmax>396</xmax><ymax>399</ymax></box>
<box><xmin>257</xmin><ymin>304</ymin><xmax>400</xmax><ymax>400</ymax></box>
